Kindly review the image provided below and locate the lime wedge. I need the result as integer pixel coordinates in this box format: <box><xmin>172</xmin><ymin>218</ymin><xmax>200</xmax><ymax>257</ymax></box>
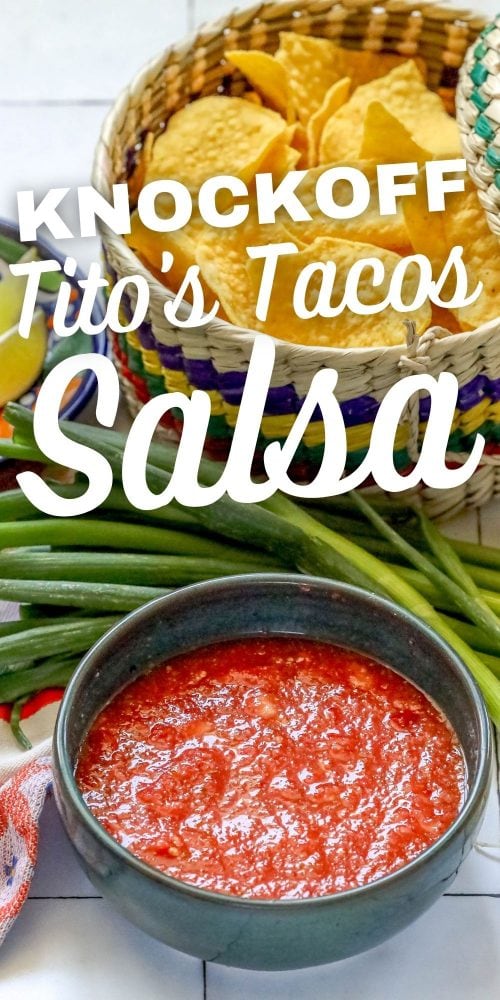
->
<box><xmin>0</xmin><ymin>310</ymin><xmax>48</xmax><ymax>406</ymax></box>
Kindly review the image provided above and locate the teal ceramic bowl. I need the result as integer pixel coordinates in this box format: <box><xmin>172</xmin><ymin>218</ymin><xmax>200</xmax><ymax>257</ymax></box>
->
<box><xmin>53</xmin><ymin>575</ymin><xmax>491</xmax><ymax>971</ymax></box>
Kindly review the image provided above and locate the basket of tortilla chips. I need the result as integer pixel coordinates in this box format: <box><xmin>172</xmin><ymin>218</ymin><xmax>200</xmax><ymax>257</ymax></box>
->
<box><xmin>93</xmin><ymin>0</ymin><xmax>500</xmax><ymax>517</ymax></box>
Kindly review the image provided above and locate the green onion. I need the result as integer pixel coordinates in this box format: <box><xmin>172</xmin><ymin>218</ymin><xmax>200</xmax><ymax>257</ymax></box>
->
<box><xmin>3</xmin><ymin>404</ymin><xmax>308</xmax><ymax>561</ymax></box>
<box><xmin>0</xmin><ymin>579</ymin><xmax>173</xmax><ymax>612</ymax></box>
<box><xmin>4</xmin><ymin>403</ymin><xmax>500</xmax><ymax>727</ymax></box>
<box><xmin>0</xmin><ymin>616</ymin><xmax>84</xmax><ymax>636</ymax></box>
<box><xmin>439</xmin><ymin>615</ymin><xmax>500</xmax><ymax>661</ymax></box>
<box><xmin>0</xmin><ymin>551</ymin><xmax>280</xmax><ymax>585</ymax></box>
<box><xmin>264</xmin><ymin>494</ymin><xmax>500</xmax><ymax>725</ymax></box>
<box><xmin>0</xmin><ymin>518</ymin><xmax>281</xmax><ymax>561</ymax></box>
<box><xmin>10</xmin><ymin>697</ymin><xmax>32</xmax><ymax>751</ymax></box>
<box><xmin>0</xmin><ymin>656</ymin><xmax>77</xmax><ymax>704</ymax></box>
<box><xmin>0</xmin><ymin>484</ymin><xmax>198</xmax><ymax>529</ymax></box>
<box><xmin>351</xmin><ymin>491</ymin><xmax>500</xmax><ymax>655</ymax></box>
<box><xmin>0</xmin><ymin>617</ymin><xmax>119</xmax><ymax>675</ymax></box>
<box><xmin>397</xmin><ymin>566</ymin><xmax>500</xmax><ymax>618</ymax></box>
<box><xmin>0</xmin><ymin>440</ymin><xmax>47</xmax><ymax>463</ymax></box>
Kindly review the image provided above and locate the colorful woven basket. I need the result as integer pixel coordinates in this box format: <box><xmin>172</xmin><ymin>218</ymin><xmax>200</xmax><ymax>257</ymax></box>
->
<box><xmin>92</xmin><ymin>0</ymin><xmax>500</xmax><ymax>518</ymax></box>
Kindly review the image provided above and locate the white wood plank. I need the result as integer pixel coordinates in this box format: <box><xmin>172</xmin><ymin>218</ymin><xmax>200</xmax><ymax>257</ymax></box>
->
<box><xmin>0</xmin><ymin>898</ymin><xmax>203</xmax><ymax>1000</ymax></box>
<box><xmin>206</xmin><ymin>897</ymin><xmax>500</xmax><ymax>1000</ymax></box>
<box><xmin>28</xmin><ymin>797</ymin><xmax>98</xmax><ymax>899</ymax></box>
<box><xmin>451</xmin><ymin>767</ymin><xmax>500</xmax><ymax>895</ymax></box>
<box><xmin>1</xmin><ymin>1</ymin><xmax>189</xmax><ymax>102</ymax></box>
<box><xmin>441</xmin><ymin>507</ymin><xmax>479</xmax><ymax>544</ymax></box>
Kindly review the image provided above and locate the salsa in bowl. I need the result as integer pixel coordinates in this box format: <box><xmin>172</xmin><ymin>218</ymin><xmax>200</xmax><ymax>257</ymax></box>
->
<box><xmin>53</xmin><ymin>575</ymin><xmax>491</xmax><ymax>970</ymax></box>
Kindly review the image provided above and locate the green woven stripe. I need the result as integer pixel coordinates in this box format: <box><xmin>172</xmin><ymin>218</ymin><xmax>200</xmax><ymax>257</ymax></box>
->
<box><xmin>471</xmin><ymin>61</ymin><xmax>489</xmax><ymax>86</ymax></box>
<box><xmin>207</xmin><ymin>415</ymin><xmax>232</xmax><ymax>439</ymax></box>
<box><xmin>127</xmin><ymin>345</ymin><xmax>144</xmax><ymax>376</ymax></box>
<box><xmin>486</xmin><ymin>145</ymin><xmax>500</xmax><ymax>169</ymax></box>
<box><xmin>474</xmin><ymin>40</ymin><xmax>489</xmax><ymax>59</ymax></box>
<box><xmin>145</xmin><ymin>372</ymin><xmax>166</xmax><ymax>396</ymax></box>
<box><xmin>446</xmin><ymin>429</ymin><xmax>464</xmax><ymax>452</ymax></box>
<box><xmin>470</xmin><ymin>87</ymin><xmax>489</xmax><ymax>112</ymax></box>
<box><xmin>475</xmin><ymin>112</ymin><xmax>496</xmax><ymax>141</ymax></box>
<box><xmin>445</xmin><ymin>420</ymin><xmax>500</xmax><ymax>452</ymax></box>
<box><xmin>305</xmin><ymin>444</ymin><xmax>324</xmax><ymax>465</ymax></box>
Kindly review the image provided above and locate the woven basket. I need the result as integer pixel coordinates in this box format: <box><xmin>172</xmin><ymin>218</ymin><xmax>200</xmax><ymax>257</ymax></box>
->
<box><xmin>92</xmin><ymin>0</ymin><xmax>500</xmax><ymax>519</ymax></box>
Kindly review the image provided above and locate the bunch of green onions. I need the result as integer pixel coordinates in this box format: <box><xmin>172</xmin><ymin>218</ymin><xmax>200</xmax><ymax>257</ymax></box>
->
<box><xmin>1</xmin><ymin>399</ymin><xmax>500</xmax><ymax>749</ymax></box>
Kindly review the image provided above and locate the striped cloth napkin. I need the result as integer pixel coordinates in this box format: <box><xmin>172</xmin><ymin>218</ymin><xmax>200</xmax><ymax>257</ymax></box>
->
<box><xmin>0</xmin><ymin>691</ymin><xmax>62</xmax><ymax>944</ymax></box>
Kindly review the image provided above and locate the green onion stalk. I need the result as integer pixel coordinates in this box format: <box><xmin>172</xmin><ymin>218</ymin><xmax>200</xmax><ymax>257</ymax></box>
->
<box><xmin>2</xmin><ymin>403</ymin><xmax>500</xmax><ymax>726</ymax></box>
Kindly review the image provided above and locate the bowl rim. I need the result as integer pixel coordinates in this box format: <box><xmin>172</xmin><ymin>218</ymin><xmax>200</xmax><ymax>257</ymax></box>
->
<box><xmin>0</xmin><ymin>216</ymin><xmax>107</xmax><ymax>422</ymax></box>
<box><xmin>54</xmin><ymin>573</ymin><xmax>492</xmax><ymax>911</ymax></box>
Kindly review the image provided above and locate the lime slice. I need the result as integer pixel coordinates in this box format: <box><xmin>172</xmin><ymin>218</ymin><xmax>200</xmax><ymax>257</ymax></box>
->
<box><xmin>0</xmin><ymin>310</ymin><xmax>48</xmax><ymax>406</ymax></box>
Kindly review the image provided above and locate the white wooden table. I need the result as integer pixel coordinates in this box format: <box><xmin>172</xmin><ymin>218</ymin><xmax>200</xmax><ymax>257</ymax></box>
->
<box><xmin>1</xmin><ymin>3</ymin><xmax>499</xmax><ymax>997</ymax></box>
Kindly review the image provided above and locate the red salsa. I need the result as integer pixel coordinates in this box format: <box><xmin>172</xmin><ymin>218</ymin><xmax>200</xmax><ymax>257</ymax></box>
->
<box><xmin>76</xmin><ymin>638</ymin><xmax>466</xmax><ymax>900</ymax></box>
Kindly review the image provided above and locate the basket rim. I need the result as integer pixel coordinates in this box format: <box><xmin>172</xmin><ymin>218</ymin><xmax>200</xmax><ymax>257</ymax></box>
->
<box><xmin>92</xmin><ymin>0</ymin><xmax>493</xmax><ymax>359</ymax></box>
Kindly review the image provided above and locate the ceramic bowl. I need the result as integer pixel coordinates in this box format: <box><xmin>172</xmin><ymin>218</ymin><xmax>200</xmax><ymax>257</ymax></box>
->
<box><xmin>0</xmin><ymin>218</ymin><xmax>107</xmax><ymax>444</ymax></box>
<box><xmin>53</xmin><ymin>575</ymin><xmax>491</xmax><ymax>971</ymax></box>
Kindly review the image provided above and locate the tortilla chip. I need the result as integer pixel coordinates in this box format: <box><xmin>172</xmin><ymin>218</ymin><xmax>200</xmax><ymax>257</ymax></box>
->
<box><xmin>276</xmin><ymin>34</ymin><xmax>426</xmax><ymax>125</ymax></box>
<box><xmin>245</xmin><ymin>237</ymin><xmax>431</xmax><ymax>347</ymax></box>
<box><xmin>258</xmin><ymin>141</ymin><xmax>301</xmax><ymax>179</ymax></box>
<box><xmin>319</xmin><ymin>61</ymin><xmax>461</xmax><ymax>163</ymax></box>
<box><xmin>225</xmin><ymin>49</ymin><xmax>293</xmax><ymax>120</ymax></box>
<box><xmin>360</xmin><ymin>101</ymin><xmax>431</xmax><ymax>163</ymax></box>
<box><xmin>145</xmin><ymin>95</ymin><xmax>287</xmax><ymax>193</ymax></box>
<box><xmin>402</xmin><ymin>168</ymin><xmax>450</xmax><ymax>271</ymax></box>
<box><xmin>322</xmin><ymin>45</ymin><xmax>428</xmax><ymax>90</ymax></box>
<box><xmin>285</xmin><ymin>122</ymin><xmax>309</xmax><ymax>168</ymax></box>
<box><xmin>126</xmin><ymin>211</ymin><xmax>218</xmax><ymax>307</ymax></box>
<box><xmin>282</xmin><ymin>161</ymin><xmax>409</xmax><ymax>251</ymax></box>
<box><xmin>443</xmin><ymin>180</ymin><xmax>500</xmax><ymax>329</ymax></box>
<box><xmin>275</xmin><ymin>33</ymin><xmax>349</xmax><ymax>125</ymax></box>
<box><xmin>430</xmin><ymin>305</ymin><xmax>462</xmax><ymax>334</ymax></box>
<box><xmin>244</xmin><ymin>90</ymin><xmax>263</xmax><ymax>106</ymax></box>
<box><xmin>194</xmin><ymin>206</ymin><xmax>299</xmax><ymax>329</ymax></box>
<box><xmin>307</xmin><ymin>77</ymin><xmax>351</xmax><ymax>167</ymax></box>
<box><xmin>403</xmin><ymin>172</ymin><xmax>499</xmax><ymax>329</ymax></box>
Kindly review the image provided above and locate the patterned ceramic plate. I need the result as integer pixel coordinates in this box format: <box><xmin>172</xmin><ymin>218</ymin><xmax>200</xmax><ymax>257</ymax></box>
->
<box><xmin>0</xmin><ymin>219</ymin><xmax>107</xmax><ymax>454</ymax></box>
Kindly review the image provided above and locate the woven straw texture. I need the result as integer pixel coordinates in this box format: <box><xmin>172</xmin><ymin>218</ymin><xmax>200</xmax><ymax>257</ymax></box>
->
<box><xmin>457</xmin><ymin>13</ymin><xmax>500</xmax><ymax>237</ymax></box>
<box><xmin>92</xmin><ymin>0</ymin><xmax>500</xmax><ymax>519</ymax></box>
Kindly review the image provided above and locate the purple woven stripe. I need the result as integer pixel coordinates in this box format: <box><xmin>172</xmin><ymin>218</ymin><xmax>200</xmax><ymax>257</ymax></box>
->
<box><xmin>340</xmin><ymin>396</ymin><xmax>380</xmax><ymax>427</ymax></box>
<box><xmin>488</xmin><ymin>377</ymin><xmax>500</xmax><ymax>403</ymax></box>
<box><xmin>185</xmin><ymin>358</ymin><xmax>219</xmax><ymax>390</ymax></box>
<box><xmin>123</xmin><ymin>319</ymin><xmax>500</xmax><ymax>424</ymax></box>
<box><xmin>218</xmin><ymin>376</ymin><xmax>298</xmax><ymax>414</ymax></box>
<box><xmin>137</xmin><ymin>322</ymin><xmax>156</xmax><ymax>351</ymax></box>
<box><xmin>457</xmin><ymin>374</ymin><xmax>488</xmax><ymax>410</ymax></box>
<box><xmin>299</xmin><ymin>395</ymin><xmax>380</xmax><ymax>426</ymax></box>
<box><xmin>217</xmin><ymin>371</ymin><xmax>247</xmax><ymax>406</ymax></box>
<box><xmin>157</xmin><ymin>345</ymin><xmax>184</xmax><ymax>371</ymax></box>
<box><xmin>218</xmin><ymin>372</ymin><xmax>247</xmax><ymax>391</ymax></box>
<box><xmin>419</xmin><ymin>373</ymin><xmax>500</xmax><ymax>421</ymax></box>
<box><xmin>264</xmin><ymin>386</ymin><xmax>299</xmax><ymax>415</ymax></box>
